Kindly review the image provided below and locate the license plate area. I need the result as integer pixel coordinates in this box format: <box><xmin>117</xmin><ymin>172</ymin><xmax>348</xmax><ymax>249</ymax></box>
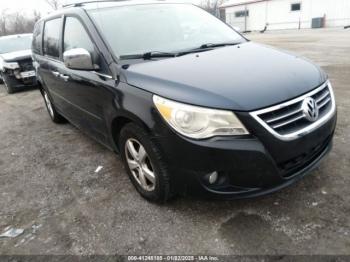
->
<box><xmin>20</xmin><ymin>71</ymin><xmax>36</xmax><ymax>78</ymax></box>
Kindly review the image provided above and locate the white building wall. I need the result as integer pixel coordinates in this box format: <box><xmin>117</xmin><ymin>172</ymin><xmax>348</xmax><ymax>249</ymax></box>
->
<box><xmin>311</xmin><ymin>0</ymin><xmax>350</xmax><ymax>27</ymax></box>
<box><xmin>223</xmin><ymin>0</ymin><xmax>350</xmax><ymax>31</ymax></box>
<box><xmin>247</xmin><ymin>2</ymin><xmax>268</xmax><ymax>31</ymax></box>
<box><xmin>266</xmin><ymin>0</ymin><xmax>309</xmax><ymax>30</ymax></box>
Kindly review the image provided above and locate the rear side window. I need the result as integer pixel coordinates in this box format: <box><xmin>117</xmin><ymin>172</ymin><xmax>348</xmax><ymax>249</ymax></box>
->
<box><xmin>63</xmin><ymin>17</ymin><xmax>94</xmax><ymax>54</ymax></box>
<box><xmin>32</xmin><ymin>21</ymin><xmax>43</xmax><ymax>54</ymax></box>
<box><xmin>43</xmin><ymin>18</ymin><xmax>61</xmax><ymax>58</ymax></box>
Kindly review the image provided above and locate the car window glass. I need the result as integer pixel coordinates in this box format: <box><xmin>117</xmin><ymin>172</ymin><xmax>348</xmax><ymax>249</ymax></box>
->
<box><xmin>63</xmin><ymin>17</ymin><xmax>94</xmax><ymax>55</ymax></box>
<box><xmin>32</xmin><ymin>21</ymin><xmax>42</xmax><ymax>54</ymax></box>
<box><xmin>43</xmin><ymin>18</ymin><xmax>61</xmax><ymax>58</ymax></box>
<box><xmin>0</xmin><ymin>35</ymin><xmax>32</xmax><ymax>54</ymax></box>
<box><xmin>88</xmin><ymin>4</ymin><xmax>245</xmax><ymax>57</ymax></box>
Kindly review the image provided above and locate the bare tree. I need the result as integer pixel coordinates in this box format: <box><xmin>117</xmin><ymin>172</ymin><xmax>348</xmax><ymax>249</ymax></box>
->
<box><xmin>45</xmin><ymin>0</ymin><xmax>61</xmax><ymax>10</ymax></box>
<box><xmin>22</xmin><ymin>11</ymin><xmax>42</xmax><ymax>33</ymax></box>
<box><xmin>12</xmin><ymin>12</ymin><xmax>25</xmax><ymax>34</ymax></box>
<box><xmin>33</xmin><ymin>10</ymin><xmax>42</xmax><ymax>22</ymax></box>
<box><xmin>200</xmin><ymin>0</ymin><xmax>227</xmax><ymax>18</ymax></box>
<box><xmin>0</xmin><ymin>10</ymin><xmax>9</xmax><ymax>36</ymax></box>
<box><xmin>0</xmin><ymin>10</ymin><xmax>42</xmax><ymax>37</ymax></box>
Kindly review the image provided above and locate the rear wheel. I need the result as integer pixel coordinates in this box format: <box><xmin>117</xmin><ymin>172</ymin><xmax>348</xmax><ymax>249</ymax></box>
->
<box><xmin>42</xmin><ymin>90</ymin><xmax>66</xmax><ymax>123</ymax></box>
<box><xmin>119</xmin><ymin>123</ymin><xmax>174</xmax><ymax>203</ymax></box>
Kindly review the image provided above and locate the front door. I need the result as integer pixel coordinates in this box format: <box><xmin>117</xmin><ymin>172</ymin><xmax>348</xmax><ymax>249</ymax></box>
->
<box><xmin>54</xmin><ymin>16</ymin><xmax>113</xmax><ymax>144</ymax></box>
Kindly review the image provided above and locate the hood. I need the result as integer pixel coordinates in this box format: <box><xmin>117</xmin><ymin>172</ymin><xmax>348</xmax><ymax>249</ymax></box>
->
<box><xmin>0</xmin><ymin>49</ymin><xmax>32</xmax><ymax>62</ymax></box>
<box><xmin>122</xmin><ymin>42</ymin><xmax>327</xmax><ymax>111</ymax></box>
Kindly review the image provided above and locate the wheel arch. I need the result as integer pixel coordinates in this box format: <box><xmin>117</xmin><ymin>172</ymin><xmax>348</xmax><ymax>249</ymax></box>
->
<box><xmin>110</xmin><ymin>112</ymin><xmax>153</xmax><ymax>153</ymax></box>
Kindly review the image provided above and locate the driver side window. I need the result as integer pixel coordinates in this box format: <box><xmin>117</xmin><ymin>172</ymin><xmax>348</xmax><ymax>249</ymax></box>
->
<box><xmin>63</xmin><ymin>17</ymin><xmax>95</xmax><ymax>58</ymax></box>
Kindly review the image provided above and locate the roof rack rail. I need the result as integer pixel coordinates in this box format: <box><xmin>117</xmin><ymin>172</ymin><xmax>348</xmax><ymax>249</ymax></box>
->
<box><xmin>62</xmin><ymin>0</ymin><xmax>128</xmax><ymax>8</ymax></box>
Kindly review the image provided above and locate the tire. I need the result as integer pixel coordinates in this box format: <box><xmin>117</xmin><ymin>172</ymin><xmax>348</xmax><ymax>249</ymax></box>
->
<box><xmin>42</xmin><ymin>89</ymin><xmax>66</xmax><ymax>123</ymax></box>
<box><xmin>119</xmin><ymin>123</ymin><xmax>174</xmax><ymax>203</ymax></box>
<box><xmin>1</xmin><ymin>73</ymin><xmax>15</xmax><ymax>94</ymax></box>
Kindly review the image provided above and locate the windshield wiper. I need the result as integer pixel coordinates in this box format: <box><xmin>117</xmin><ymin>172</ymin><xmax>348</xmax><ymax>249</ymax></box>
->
<box><xmin>199</xmin><ymin>42</ymin><xmax>240</xmax><ymax>49</ymax></box>
<box><xmin>120</xmin><ymin>51</ymin><xmax>177</xmax><ymax>60</ymax></box>
<box><xmin>177</xmin><ymin>42</ymin><xmax>240</xmax><ymax>56</ymax></box>
<box><xmin>120</xmin><ymin>43</ymin><xmax>241</xmax><ymax>60</ymax></box>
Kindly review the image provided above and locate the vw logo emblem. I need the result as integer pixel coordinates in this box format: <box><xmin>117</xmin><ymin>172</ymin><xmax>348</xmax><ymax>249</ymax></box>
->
<box><xmin>302</xmin><ymin>97</ymin><xmax>319</xmax><ymax>122</ymax></box>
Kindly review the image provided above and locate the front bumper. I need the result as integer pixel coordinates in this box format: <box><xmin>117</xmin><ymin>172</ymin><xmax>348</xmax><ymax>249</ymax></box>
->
<box><xmin>152</xmin><ymin>108</ymin><xmax>337</xmax><ymax>199</ymax></box>
<box><xmin>2</xmin><ymin>70</ymin><xmax>37</xmax><ymax>89</ymax></box>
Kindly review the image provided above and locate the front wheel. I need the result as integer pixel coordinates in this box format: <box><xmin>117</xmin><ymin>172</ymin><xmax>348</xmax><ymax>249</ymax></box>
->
<box><xmin>119</xmin><ymin>123</ymin><xmax>174</xmax><ymax>203</ymax></box>
<box><xmin>1</xmin><ymin>73</ymin><xmax>15</xmax><ymax>94</ymax></box>
<box><xmin>42</xmin><ymin>90</ymin><xmax>66</xmax><ymax>123</ymax></box>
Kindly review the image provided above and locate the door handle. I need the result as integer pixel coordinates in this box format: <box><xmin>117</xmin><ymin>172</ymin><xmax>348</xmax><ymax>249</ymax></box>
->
<box><xmin>59</xmin><ymin>74</ymin><xmax>70</xmax><ymax>81</ymax></box>
<box><xmin>52</xmin><ymin>71</ymin><xmax>60</xmax><ymax>77</ymax></box>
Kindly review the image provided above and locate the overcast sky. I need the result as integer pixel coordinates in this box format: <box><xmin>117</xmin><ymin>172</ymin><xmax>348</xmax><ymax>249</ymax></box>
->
<box><xmin>0</xmin><ymin>0</ymin><xmax>202</xmax><ymax>16</ymax></box>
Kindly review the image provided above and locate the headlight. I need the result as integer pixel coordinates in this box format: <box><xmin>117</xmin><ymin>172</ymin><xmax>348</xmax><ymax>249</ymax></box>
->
<box><xmin>153</xmin><ymin>95</ymin><xmax>249</xmax><ymax>139</ymax></box>
<box><xmin>3</xmin><ymin>61</ymin><xmax>19</xmax><ymax>70</ymax></box>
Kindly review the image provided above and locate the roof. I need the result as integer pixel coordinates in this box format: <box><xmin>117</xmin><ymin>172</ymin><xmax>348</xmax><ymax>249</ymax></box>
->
<box><xmin>64</xmin><ymin>0</ymin><xmax>191</xmax><ymax>10</ymax></box>
<box><xmin>220</xmin><ymin>0</ymin><xmax>268</xmax><ymax>8</ymax></box>
<box><xmin>38</xmin><ymin>0</ymin><xmax>195</xmax><ymax>23</ymax></box>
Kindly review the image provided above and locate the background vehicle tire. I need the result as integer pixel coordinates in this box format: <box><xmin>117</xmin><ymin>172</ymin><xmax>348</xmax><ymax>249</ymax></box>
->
<box><xmin>1</xmin><ymin>73</ymin><xmax>15</xmax><ymax>94</ymax></box>
<box><xmin>42</xmin><ymin>89</ymin><xmax>66</xmax><ymax>123</ymax></box>
<box><xmin>119</xmin><ymin>123</ymin><xmax>174</xmax><ymax>203</ymax></box>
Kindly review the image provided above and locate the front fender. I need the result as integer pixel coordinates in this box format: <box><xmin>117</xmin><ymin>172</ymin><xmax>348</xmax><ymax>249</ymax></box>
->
<box><xmin>105</xmin><ymin>82</ymin><xmax>157</xmax><ymax>151</ymax></box>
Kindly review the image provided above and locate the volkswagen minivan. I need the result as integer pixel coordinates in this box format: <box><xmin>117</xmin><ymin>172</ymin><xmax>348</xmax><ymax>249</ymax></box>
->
<box><xmin>32</xmin><ymin>1</ymin><xmax>337</xmax><ymax>202</ymax></box>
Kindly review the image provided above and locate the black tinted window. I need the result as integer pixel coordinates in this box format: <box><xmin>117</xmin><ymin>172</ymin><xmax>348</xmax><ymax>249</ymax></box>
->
<box><xmin>32</xmin><ymin>21</ymin><xmax>42</xmax><ymax>54</ymax></box>
<box><xmin>63</xmin><ymin>17</ymin><xmax>94</xmax><ymax>54</ymax></box>
<box><xmin>235</xmin><ymin>10</ymin><xmax>249</xmax><ymax>18</ymax></box>
<box><xmin>43</xmin><ymin>18</ymin><xmax>61</xmax><ymax>58</ymax></box>
<box><xmin>291</xmin><ymin>3</ymin><xmax>301</xmax><ymax>11</ymax></box>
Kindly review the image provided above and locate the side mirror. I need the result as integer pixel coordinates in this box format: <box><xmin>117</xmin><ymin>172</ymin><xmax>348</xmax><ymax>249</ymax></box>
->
<box><xmin>63</xmin><ymin>48</ymin><xmax>95</xmax><ymax>70</ymax></box>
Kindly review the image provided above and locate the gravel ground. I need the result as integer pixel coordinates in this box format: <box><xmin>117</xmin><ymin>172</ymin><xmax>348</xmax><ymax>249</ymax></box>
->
<box><xmin>0</xmin><ymin>28</ymin><xmax>349</xmax><ymax>256</ymax></box>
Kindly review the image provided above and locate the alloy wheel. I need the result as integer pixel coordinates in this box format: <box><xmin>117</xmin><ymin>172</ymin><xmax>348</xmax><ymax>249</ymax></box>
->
<box><xmin>124</xmin><ymin>138</ymin><xmax>156</xmax><ymax>192</ymax></box>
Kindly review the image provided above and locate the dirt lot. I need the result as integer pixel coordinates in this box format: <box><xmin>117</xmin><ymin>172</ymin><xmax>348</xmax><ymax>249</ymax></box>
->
<box><xmin>0</xmin><ymin>28</ymin><xmax>349</xmax><ymax>256</ymax></box>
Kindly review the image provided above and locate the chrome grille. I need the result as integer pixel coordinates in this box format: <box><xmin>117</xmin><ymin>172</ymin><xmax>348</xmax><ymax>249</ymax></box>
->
<box><xmin>250</xmin><ymin>82</ymin><xmax>336</xmax><ymax>141</ymax></box>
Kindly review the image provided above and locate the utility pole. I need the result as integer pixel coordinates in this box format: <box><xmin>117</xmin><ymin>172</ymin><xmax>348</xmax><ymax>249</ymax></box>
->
<box><xmin>244</xmin><ymin>4</ymin><xmax>248</xmax><ymax>32</ymax></box>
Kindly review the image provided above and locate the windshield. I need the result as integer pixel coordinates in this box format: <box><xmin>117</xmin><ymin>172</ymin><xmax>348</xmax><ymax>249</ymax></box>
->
<box><xmin>87</xmin><ymin>3</ymin><xmax>245</xmax><ymax>58</ymax></box>
<box><xmin>0</xmin><ymin>35</ymin><xmax>32</xmax><ymax>54</ymax></box>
